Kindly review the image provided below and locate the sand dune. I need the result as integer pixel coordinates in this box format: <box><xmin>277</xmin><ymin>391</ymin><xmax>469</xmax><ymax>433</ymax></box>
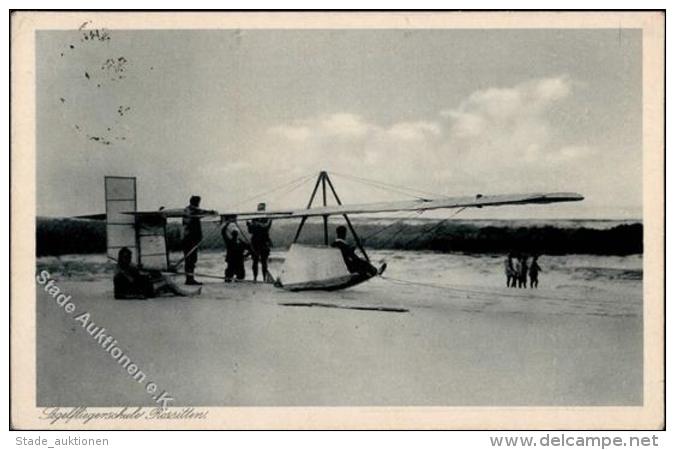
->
<box><xmin>36</xmin><ymin>251</ymin><xmax>642</xmax><ymax>406</ymax></box>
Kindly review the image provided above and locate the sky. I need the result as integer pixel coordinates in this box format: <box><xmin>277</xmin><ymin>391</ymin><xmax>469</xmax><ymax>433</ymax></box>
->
<box><xmin>36</xmin><ymin>28</ymin><xmax>642</xmax><ymax>219</ymax></box>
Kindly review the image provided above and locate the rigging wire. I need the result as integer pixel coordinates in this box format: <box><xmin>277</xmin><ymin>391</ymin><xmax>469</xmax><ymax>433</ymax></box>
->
<box><xmin>330</xmin><ymin>171</ymin><xmax>448</xmax><ymax>200</ymax></box>
<box><xmin>226</xmin><ymin>172</ymin><xmax>315</xmax><ymax>210</ymax></box>
<box><xmin>176</xmin><ymin>171</ymin><xmax>461</xmax><ymax>275</ymax></box>
<box><xmin>401</xmin><ymin>207</ymin><xmax>467</xmax><ymax>249</ymax></box>
<box><xmin>366</xmin><ymin>206</ymin><xmax>468</xmax><ymax>250</ymax></box>
<box><xmin>359</xmin><ymin>210</ymin><xmax>424</xmax><ymax>243</ymax></box>
<box><xmin>330</xmin><ymin>172</ymin><xmax>429</xmax><ymax>200</ymax></box>
<box><xmin>262</xmin><ymin>174</ymin><xmax>314</xmax><ymax>207</ymax></box>
<box><xmin>172</xmin><ymin>174</ymin><xmax>314</xmax><ymax>275</ymax></box>
<box><xmin>332</xmin><ymin>170</ymin><xmax>443</xmax><ymax>197</ymax></box>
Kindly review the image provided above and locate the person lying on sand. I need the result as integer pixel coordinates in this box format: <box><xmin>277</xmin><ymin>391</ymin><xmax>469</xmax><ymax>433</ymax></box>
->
<box><xmin>331</xmin><ymin>225</ymin><xmax>386</xmax><ymax>277</ymax></box>
<box><xmin>113</xmin><ymin>247</ymin><xmax>201</xmax><ymax>299</ymax></box>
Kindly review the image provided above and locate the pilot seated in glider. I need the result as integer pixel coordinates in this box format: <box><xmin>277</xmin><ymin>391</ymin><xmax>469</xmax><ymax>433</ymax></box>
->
<box><xmin>331</xmin><ymin>225</ymin><xmax>385</xmax><ymax>277</ymax></box>
<box><xmin>113</xmin><ymin>247</ymin><xmax>201</xmax><ymax>299</ymax></box>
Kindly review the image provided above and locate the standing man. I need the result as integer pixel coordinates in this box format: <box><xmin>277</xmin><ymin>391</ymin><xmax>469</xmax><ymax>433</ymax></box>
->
<box><xmin>529</xmin><ymin>255</ymin><xmax>542</xmax><ymax>288</ymax></box>
<box><xmin>518</xmin><ymin>255</ymin><xmax>529</xmax><ymax>289</ymax></box>
<box><xmin>513</xmin><ymin>255</ymin><xmax>523</xmax><ymax>288</ymax></box>
<box><xmin>246</xmin><ymin>202</ymin><xmax>273</xmax><ymax>283</ymax></box>
<box><xmin>504</xmin><ymin>253</ymin><xmax>516</xmax><ymax>287</ymax></box>
<box><xmin>504</xmin><ymin>253</ymin><xmax>516</xmax><ymax>288</ymax></box>
<box><xmin>182</xmin><ymin>195</ymin><xmax>215</xmax><ymax>285</ymax></box>
<box><xmin>222</xmin><ymin>229</ymin><xmax>249</xmax><ymax>282</ymax></box>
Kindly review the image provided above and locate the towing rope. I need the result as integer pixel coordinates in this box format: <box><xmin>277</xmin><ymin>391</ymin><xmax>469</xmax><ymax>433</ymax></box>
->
<box><xmin>379</xmin><ymin>275</ymin><xmax>566</xmax><ymax>302</ymax></box>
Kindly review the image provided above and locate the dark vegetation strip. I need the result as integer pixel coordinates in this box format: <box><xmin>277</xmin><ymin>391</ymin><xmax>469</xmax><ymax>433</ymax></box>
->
<box><xmin>36</xmin><ymin>217</ymin><xmax>643</xmax><ymax>257</ymax></box>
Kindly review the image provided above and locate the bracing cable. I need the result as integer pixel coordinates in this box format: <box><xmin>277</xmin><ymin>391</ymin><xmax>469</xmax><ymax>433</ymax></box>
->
<box><xmin>330</xmin><ymin>171</ymin><xmax>447</xmax><ymax>200</ymax></box>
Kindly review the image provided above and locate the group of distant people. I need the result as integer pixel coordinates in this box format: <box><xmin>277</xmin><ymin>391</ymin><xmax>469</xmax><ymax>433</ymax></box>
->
<box><xmin>504</xmin><ymin>253</ymin><xmax>542</xmax><ymax>289</ymax></box>
<box><xmin>114</xmin><ymin>195</ymin><xmax>380</xmax><ymax>299</ymax></box>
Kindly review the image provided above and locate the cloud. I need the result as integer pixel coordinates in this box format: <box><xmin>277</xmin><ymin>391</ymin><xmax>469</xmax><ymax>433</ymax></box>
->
<box><xmin>269</xmin><ymin>113</ymin><xmax>374</xmax><ymax>142</ymax></box>
<box><xmin>535</xmin><ymin>76</ymin><xmax>572</xmax><ymax>101</ymax></box>
<box><xmin>319</xmin><ymin>113</ymin><xmax>374</xmax><ymax>138</ymax></box>
<box><xmin>261</xmin><ymin>114</ymin><xmax>445</xmax><ymax>183</ymax></box>
<box><xmin>554</xmin><ymin>145</ymin><xmax>592</xmax><ymax>162</ymax></box>
<box><xmin>442</xmin><ymin>75</ymin><xmax>572</xmax><ymax>139</ymax></box>
<box><xmin>386</xmin><ymin>121</ymin><xmax>441</xmax><ymax>141</ymax></box>
<box><xmin>269</xmin><ymin>114</ymin><xmax>440</xmax><ymax>145</ymax></box>
<box><xmin>209</xmin><ymin>76</ymin><xmax>616</xmax><ymax>216</ymax></box>
<box><xmin>269</xmin><ymin>124</ymin><xmax>312</xmax><ymax>142</ymax></box>
<box><xmin>438</xmin><ymin>76</ymin><xmax>587</xmax><ymax>170</ymax></box>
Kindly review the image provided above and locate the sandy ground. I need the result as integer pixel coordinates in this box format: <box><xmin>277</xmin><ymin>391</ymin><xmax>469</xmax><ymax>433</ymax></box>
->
<box><xmin>36</xmin><ymin>251</ymin><xmax>642</xmax><ymax>406</ymax></box>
